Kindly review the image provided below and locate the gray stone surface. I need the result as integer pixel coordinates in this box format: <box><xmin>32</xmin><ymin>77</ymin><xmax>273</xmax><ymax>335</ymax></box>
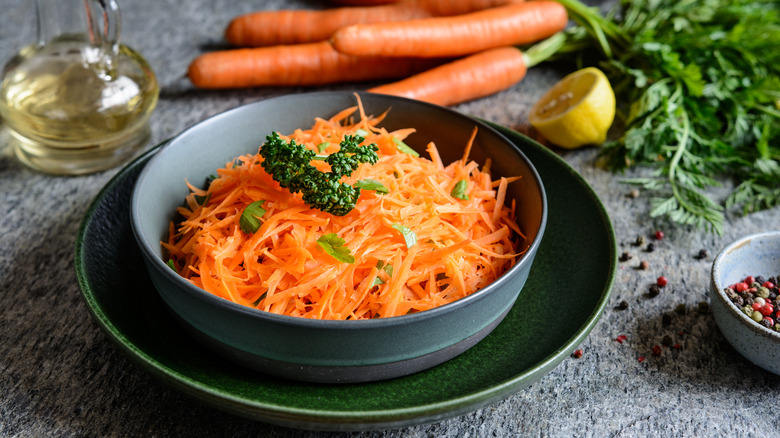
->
<box><xmin>1</xmin><ymin>0</ymin><xmax>779</xmax><ymax>436</ymax></box>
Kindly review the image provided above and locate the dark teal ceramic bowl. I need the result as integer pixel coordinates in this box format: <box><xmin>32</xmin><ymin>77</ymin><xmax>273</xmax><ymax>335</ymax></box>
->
<box><xmin>130</xmin><ymin>91</ymin><xmax>546</xmax><ymax>383</ymax></box>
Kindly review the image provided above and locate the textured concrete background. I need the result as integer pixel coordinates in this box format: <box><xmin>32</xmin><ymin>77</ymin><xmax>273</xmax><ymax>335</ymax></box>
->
<box><xmin>1</xmin><ymin>0</ymin><xmax>779</xmax><ymax>436</ymax></box>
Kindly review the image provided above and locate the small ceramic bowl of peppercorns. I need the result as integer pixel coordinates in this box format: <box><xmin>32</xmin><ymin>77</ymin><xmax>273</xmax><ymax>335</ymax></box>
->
<box><xmin>710</xmin><ymin>231</ymin><xmax>780</xmax><ymax>375</ymax></box>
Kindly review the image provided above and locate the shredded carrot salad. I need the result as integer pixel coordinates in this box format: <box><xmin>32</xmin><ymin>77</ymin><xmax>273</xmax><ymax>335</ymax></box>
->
<box><xmin>163</xmin><ymin>100</ymin><xmax>526</xmax><ymax>320</ymax></box>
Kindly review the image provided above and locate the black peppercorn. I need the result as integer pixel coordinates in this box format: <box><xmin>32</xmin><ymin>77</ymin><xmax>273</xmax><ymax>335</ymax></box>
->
<box><xmin>662</xmin><ymin>314</ymin><xmax>672</xmax><ymax>326</ymax></box>
<box><xmin>662</xmin><ymin>335</ymin><xmax>673</xmax><ymax>346</ymax></box>
<box><xmin>616</xmin><ymin>300</ymin><xmax>629</xmax><ymax>310</ymax></box>
<box><xmin>646</xmin><ymin>243</ymin><xmax>656</xmax><ymax>252</ymax></box>
<box><xmin>648</xmin><ymin>284</ymin><xmax>660</xmax><ymax>297</ymax></box>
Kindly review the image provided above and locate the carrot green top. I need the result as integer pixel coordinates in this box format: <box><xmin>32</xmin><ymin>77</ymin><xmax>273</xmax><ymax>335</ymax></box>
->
<box><xmin>163</xmin><ymin>99</ymin><xmax>525</xmax><ymax>320</ymax></box>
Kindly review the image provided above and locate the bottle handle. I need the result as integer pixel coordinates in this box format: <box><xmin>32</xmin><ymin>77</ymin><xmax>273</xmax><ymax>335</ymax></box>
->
<box><xmin>87</xmin><ymin>0</ymin><xmax>121</xmax><ymax>55</ymax></box>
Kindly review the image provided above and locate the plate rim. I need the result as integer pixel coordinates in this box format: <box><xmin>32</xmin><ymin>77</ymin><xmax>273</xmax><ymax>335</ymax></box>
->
<box><xmin>74</xmin><ymin>122</ymin><xmax>616</xmax><ymax>431</ymax></box>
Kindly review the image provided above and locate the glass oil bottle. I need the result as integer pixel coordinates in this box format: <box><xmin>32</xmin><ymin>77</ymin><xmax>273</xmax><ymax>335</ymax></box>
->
<box><xmin>0</xmin><ymin>0</ymin><xmax>159</xmax><ymax>175</ymax></box>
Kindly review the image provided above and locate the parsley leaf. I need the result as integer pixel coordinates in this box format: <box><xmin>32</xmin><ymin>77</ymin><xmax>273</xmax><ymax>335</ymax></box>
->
<box><xmin>317</xmin><ymin>233</ymin><xmax>355</xmax><ymax>263</ymax></box>
<box><xmin>392</xmin><ymin>137</ymin><xmax>420</xmax><ymax>157</ymax></box>
<box><xmin>194</xmin><ymin>193</ymin><xmax>211</xmax><ymax>206</ymax></box>
<box><xmin>354</xmin><ymin>179</ymin><xmax>389</xmax><ymax>194</ymax></box>
<box><xmin>391</xmin><ymin>223</ymin><xmax>417</xmax><ymax>248</ymax></box>
<box><xmin>372</xmin><ymin>260</ymin><xmax>394</xmax><ymax>286</ymax></box>
<box><xmin>451</xmin><ymin>179</ymin><xmax>469</xmax><ymax>200</ymax></box>
<box><xmin>240</xmin><ymin>200</ymin><xmax>266</xmax><ymax>234</ymax></box>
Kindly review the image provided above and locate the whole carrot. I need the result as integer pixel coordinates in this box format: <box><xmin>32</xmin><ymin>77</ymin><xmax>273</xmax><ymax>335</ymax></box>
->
<box><xmin>331</xmin><ymin>1</ymin><xmax>568</xmax><ymax>58</ymax></box>
<box><xmin>368</xmin><ymin>47</ymin><xmax>528</xmax><ymax>106</ymax></box>
<box><xmin>187</xmin><ymin>41</ymin><xmax>442</xmax><ymax>89</ymax></box>
<box><xmin>414</xmin><ymin>0</ymin><xmax>522</xmax><ymax>17</ymax></box>
<box><xmin>225</xmin><ymin>0</ymin><xmax>520</xmax><ymax>47</ymax></box>
<box><xmin>326</xmin><ymin>0</ymin><xmax>402</xmax><ymax>5</ymax></box>
<box><xmin>368</xmin><ymin>28</ymin><xmax>573</xmax><ymax>106</ymax></box>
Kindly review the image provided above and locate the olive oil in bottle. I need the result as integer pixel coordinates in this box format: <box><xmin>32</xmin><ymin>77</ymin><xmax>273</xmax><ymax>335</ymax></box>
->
<box><xmin>0</xmin><ymin>1</ymin><xmax>159</xmax><ymax>175</ymax></box>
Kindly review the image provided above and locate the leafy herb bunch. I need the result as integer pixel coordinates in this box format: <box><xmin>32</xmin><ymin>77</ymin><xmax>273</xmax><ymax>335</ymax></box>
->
<box><xmin>558</xmin><ymin>0</ymin><xmax>780</xmax><ymax>234</ymax></box>
<box><xmin>260</xmin><ymin>132</ymin><xmax>380</xmax><ymax>216</ymax></box>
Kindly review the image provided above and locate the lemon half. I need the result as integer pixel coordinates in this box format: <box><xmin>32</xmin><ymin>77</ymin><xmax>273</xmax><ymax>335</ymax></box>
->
<box><xmin>529</xmin><ymin>67</ymin><xmax>616</xmax><ymax>149</ymax></box>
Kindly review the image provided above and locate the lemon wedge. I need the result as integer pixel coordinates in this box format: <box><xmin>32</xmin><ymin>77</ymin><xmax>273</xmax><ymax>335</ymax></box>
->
<box><xmin>529</xmin><ymin>67</ymin><xmax>616</xmax><ymax>149</ymax></box>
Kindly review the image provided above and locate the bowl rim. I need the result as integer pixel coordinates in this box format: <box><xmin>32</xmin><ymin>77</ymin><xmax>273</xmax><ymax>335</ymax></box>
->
<box><xmin>130</xmin><ymin>91</ymin><xmax>548</xmax><ymax>329</ymax></box>
<box><xmin>711</xmin><ymin>230</ymin><xmax>780</xmax><ymax>339</ymax></box>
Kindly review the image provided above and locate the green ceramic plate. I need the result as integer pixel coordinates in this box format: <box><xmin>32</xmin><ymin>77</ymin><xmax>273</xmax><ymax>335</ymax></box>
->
<box><xmin>75</xmin><ymin>123</ymin><xmax>616</xmax><ymax>432</ymax></box>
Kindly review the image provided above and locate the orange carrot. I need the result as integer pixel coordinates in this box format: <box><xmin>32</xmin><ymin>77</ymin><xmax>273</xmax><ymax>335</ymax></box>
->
<box><xmin>187</xmin><ymin>41</ymin><xmax>443</xmax><ymax>89</ymax></box>
<box><xmin>327</xmin><ymin>0</ymin><xmax>402</xmax><ymax>5</ymax></box>
<box><xmin>163</xmin><ymin>98</ymin><xmax>525</xmax><ymax>320</ymax></box>
<box><xmin>331</xmin><ymin>1</ymin><xmax>568</xmax><ymax>58</ymax></box>
<box><xmin>414</xmin><ymin>0</ymin><xmax>523</xmax><ymax>16</ymax></box>
<box><xmin>369</xmin><ymin>46</ymin><xmax>527</xmax><ymax>106</ymax></box>
<box><xmin>225</xmin><ymin>0</ymin><xmax>521</xmax><ymax>47</ymax></box>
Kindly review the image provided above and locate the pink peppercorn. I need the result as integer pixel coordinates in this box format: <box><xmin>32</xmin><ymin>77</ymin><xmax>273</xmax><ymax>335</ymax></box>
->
<box><xmin>652</xmin><ymin>345</ymin><xmax>662</xmax><ymax>356</ymax></box>
<box><xmin>745</xmin><ymin>276</ymin><xmax>756</xmax><ymax>285</ymax></box>
<box><xmin>655</xmin><ymin>230</ymin><xmax>664</xmax><ymax>240</ymax></box>
<box><xmin>638</xmin><ymin>356</ymin><xmax>646</xmax><ymax>363</ymax></box>
<box><xmin>572</xmin><ymin>349</ymin><xmax>583</xmax><ymax>358</ymax></box>
<box><xmin>657</xmin><ymin>276</ymin><xmax>668</xmax><ymax>287</ymax></box>
<box><xmin>763</xmin><ymin>281</ymin><xmax>776</xmax><ymax>289</ymax></box>
<box><xmin>760</xmin><ymin>303</ymin><xmax>774</xmax><ymax>317</ymax></box>
<box><xmin>753</xmin><ymin>302</ymin><xmax>763</xmax><ymax>311</ymax></box>
<box><xmin>616</xmin><ymin>335</ymin><xmax>628</xmax><ymax>343</ymax></box>
<box><xmin>735</xmin><ymin>282</ymin><xmax>749</xmax><ymax>292</ymax></box>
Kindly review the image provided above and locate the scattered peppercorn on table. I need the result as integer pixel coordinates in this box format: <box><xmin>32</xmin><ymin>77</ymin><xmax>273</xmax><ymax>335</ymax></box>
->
<box><xmin>1</xmin><ymin>0</ymin><xmax>780</xmax><ymax>436</ymax></box>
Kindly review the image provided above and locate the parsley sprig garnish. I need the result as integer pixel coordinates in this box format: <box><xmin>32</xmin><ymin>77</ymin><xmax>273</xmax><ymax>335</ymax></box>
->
<box><xmin>259</xmin><ymin>132</ymin><xmax>380</xmax><ymax>216</ymax></box>
<box><xmin>556</xmin><ymin>0</ymin><xmax>780</xmax><ymax>234</ymax></box>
